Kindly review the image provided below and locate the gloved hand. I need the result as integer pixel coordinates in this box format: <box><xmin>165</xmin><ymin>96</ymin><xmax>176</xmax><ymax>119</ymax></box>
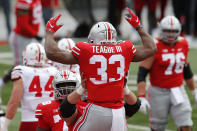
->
<box><xmin>46</xmin><ymin>14</ymin><xmax>63</xmax><ymax>33</ymax></box>
<box><xmin>125</xmin><ymin>7</ymin><xmax>141</xmax><ymax>29</ymax></box>
<box><xmin>0</xmin><ymin>117</ymin><xmax>10</xmax><ymax>131</ymax></box>
<box><xmin>138</xmin><ymin>96</ymin><xmax>150</xmax><ymax>114</ymax></box>
<box><xmin>192</xmin><ymin>89</ymin><xmax>197</xmax><ymax>106</ymax></box>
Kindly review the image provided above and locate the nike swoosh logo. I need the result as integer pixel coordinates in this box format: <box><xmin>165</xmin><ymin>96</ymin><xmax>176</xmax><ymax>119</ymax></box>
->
<box><xmin>136</xmin><ymin>18</ymin><xmax>138</xmax><ymax>23</ymax></box>
<box><xmin>49</xmin><ymin>22</ymin><xmax>54</xmax><ymax>28</ymax></box>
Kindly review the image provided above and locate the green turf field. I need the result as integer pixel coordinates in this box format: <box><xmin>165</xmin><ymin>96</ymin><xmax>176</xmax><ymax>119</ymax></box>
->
<box><xmin>0</xmin><ymin>44</ymin><xmax>197</xmax><ymax>131</ymax></box>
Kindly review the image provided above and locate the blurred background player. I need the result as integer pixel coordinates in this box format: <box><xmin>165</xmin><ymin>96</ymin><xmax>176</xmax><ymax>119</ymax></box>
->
<box><xmin>41</xmin><ymin>0</ymin><xmax>59</xmax><ymax>25</ymax></box>
<box><xmin>133</xmin><ymin>0</ymin><xmax>158</xmax><ymax>35</ymax></box>
<box><xmin>0</xmin><ymin>0</ymin><xmax>43</xmax><ymax>95</ymax></box>
<box><xmin>35</xmin><ymin>70</ymin><xmax>84</xmax><ymax>131</ymax></box>
<box><xmin>0</xmin><ymin>42</ymin><xmax>57</xmax><ymax>131</ymax></box>
<box><xmin>45</xmin><ymin>7</ymin><xmax>156</xmax><ymax>131</ymax></box>
<box><xmin>137</xmin><ymin>16</ymin><xmax>197</xmax><ymax>131</ymax></box>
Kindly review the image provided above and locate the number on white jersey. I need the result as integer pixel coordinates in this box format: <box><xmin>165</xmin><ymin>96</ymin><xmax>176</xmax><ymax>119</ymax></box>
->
<box><xmin>89</xmin><ymin>54</ymin><xmax>125</xmax><ymax>84</ymax></box>
<box><xmin>29</xmin><ymin>76</ymin><xmax>54</xmax><ymax>97</ymax></box>
<box><xmin>162</xmin><ymin>52</ymin><xmax>185</xmax><ymax>75</ymax></box>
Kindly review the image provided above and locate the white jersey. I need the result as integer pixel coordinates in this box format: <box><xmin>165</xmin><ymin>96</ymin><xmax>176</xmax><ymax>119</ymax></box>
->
<box><xmin>11</xmin><ymin>65</ymin><xmax>58</xmax><ymax>121</ymax></box>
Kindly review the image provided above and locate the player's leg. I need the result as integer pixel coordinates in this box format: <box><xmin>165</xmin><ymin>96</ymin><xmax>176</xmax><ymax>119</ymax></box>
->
<box><xmin>73</xmin><ymin>104</ymin><xmax>112</xmax><ymax>131</ymax></box>
<box><xmin>170</xmin><ymin>86</ymin><xmax>193</xmax><ymax>131</ymax></box>
<box><xmin>111</xmin><ymin>106</ymin><xmax>127</xmax><ymax>131</ymax></box>
<box><xmin>133</xmin><ymin>0</ymin><xmax>145</xmax><ymax>20</ymax></box>
<box><xmin>148</xmin><ymin>86</ymin><xmax>171</xmax><ymax>131</ymax></box>
<box><xmin>147</xmin><ymin>0</ymin><xmax>158</xmax><ymax>34</ymax></box>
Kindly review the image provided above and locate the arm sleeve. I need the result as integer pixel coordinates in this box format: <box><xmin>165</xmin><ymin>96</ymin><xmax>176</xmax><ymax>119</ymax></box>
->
<box><xmin>11</xmin><ymin>66</ymin><xmax>22</xmax><ymax>81</ymax></box>
<box><xmin>72</xmin><ymin>42</ymin><xmax>82</xmax><ymax>58</ymax></box>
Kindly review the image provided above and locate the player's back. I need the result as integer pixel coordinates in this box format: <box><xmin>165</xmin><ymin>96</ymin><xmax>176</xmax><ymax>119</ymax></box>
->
<box><xmin>150</xmin><ymin>37</ymin><xmax>189</xmax><ymax>89</ymax></box>
<box><xmin>72</xmin><ymin>41</ymin><xmax>136</xmax><ymax>108</ymax></box>
<box><xmin>11</xmin><ymin>65</ymin><xmax>57</xmax><ymax>121</ymax></box>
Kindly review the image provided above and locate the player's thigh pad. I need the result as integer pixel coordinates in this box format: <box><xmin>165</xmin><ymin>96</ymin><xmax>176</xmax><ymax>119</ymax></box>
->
<box><xmin>111</xmin><ymin>106</ymin><xmax>127</xmax><ymax>131</ymax></box>
<box><xmin>148</xmin><ymin>86</ymin><xmax>171</xmax><ymax>131</ymax></box>
<box><xmin>170</xmin><ymin>86</ymin><xmax>193</xmax><ymax>128</ymax></box>
<box><xmin>73</xmin><ymin>103</ymin><xmax>112</xmax><ymax>131</ymax></box>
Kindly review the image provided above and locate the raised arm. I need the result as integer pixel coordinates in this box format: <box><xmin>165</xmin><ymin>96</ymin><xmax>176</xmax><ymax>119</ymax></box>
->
<box><xmin>125</xmin><ymin>8</ymin><xmax>157</xmax><ymax>62</ymax></box>
<box><xmin>44</xmin><ymin>14</ymin><xmax>78</xmax><ymax>64</ymax></box>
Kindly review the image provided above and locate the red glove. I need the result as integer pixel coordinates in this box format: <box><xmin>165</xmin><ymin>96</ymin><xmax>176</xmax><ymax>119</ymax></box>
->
<box><xmin>125</xmin><ymin>8</ymin><xmax>141</xmax><ymax>29</ymax></box>
<box><xmin>46</xmin><ymin>14</ymin><xmax>63</xmax><ymax>33</ymax></box>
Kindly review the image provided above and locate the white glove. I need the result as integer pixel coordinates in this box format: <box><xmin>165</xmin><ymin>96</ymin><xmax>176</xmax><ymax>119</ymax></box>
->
<box><xmin>139</xmin><ymin>97</ymin><xmax>151</xmax><ymax>114</ymax></box>
<box><xmin>192</xmin><ymin>89</ymin><xmax>197</xmax><ymax>106</ymax></box>
<box><xmin>0</xmin><ymin>117</ymin><xmax>11</xmax><ymax>131</ymax></box>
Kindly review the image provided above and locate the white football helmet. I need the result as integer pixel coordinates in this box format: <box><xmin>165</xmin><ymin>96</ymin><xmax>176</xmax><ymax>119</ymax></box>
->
<box><xmin>88</xmin><ymin>22</ymin><xmax>117</xmax><ymax>44</ymax></box>
<box><xmin>53</xmin><ymin>70</ymin><xmax>80</xmax><ymax>100</ymax></box>
<box><xmin>53</xmin><ymin>38</ymin><xmax>77</xmax><ymax>70</ymax></box>
<box><xmin>159</xmin><ymin>16</ymin><xmax>181</xmax><ymax>44</ymax></box>
<box><xmin>22</xmin><ymin>42</ymin><xmax>46</xmax><ymax>66</ymax></box>
<box><xmin>58</xmin><ymin>38</ymin><xmax>76</xmax><ymax>52</ymax></box>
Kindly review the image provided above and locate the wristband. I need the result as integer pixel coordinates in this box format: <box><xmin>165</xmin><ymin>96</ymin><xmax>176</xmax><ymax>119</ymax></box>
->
<box><xmin>76</xmin><ymin>86</ymin><xmax>85</xmax><ymax>95</ymax></box>
<box><xmin>136</xmin><ymin>25</ymin><xmax>143</xmax><ymax>31</ymax></box>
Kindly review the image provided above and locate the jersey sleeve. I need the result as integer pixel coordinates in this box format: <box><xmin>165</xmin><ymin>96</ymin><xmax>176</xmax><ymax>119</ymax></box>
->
<box><xmin>124</xmin><ymin>40</ymin><xmax>136</xmax><ymax>56</ymax></box>
<box><xmin>72</xmin><ymin>41</ymin><xmax>88</xmax><ymax>59</ymax></box>
<box><xmin>72</xmin><ymin>42</ymin><xmax>82</xmax><ymax>58</ymax></box>
<box><xmin>35</xmin><ymin>103</ymin><xmax>51</xmax><ymax>130</ymax></box>
<box><xmin>11</xmin><ymin>66</ymin><xmax>23</xmax><ymax>81</ymax></box>
<box><xmin>16</xmin><ymin>0</ymin><xmax>31</xmax><ymax>10</ymax></box>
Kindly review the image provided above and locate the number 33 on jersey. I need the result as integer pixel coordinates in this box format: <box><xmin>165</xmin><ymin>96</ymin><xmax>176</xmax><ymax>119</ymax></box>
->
<box><xmin>72</xmin><ymin>40</ymin><xmax>136</xmax><ymax>108</ymax></box>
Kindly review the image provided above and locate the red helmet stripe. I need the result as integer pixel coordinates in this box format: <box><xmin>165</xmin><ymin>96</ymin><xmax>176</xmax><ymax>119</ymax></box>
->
<box><xmin>63</xmin><ymin>70</ymin><xmax>68</xmax><ymax>80</ymax></box>
<box><xmin>36</xmin><ymin>44</ymin><xmax>41</xmax><ymax>62</ymax></box>
<box><xmin>170</xmin><ymin>16</ymin><xmax>173</xmax><ymax>27</ymax></box>
<box><xmin>104</xmin><ymin>22</ymin><xmax>111</xmax><ymax>40</ymax></box>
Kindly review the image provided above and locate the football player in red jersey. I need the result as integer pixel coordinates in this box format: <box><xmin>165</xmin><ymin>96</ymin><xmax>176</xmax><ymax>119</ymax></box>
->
<box><xmin>0</xmin><ymin>43</ymin><xmax>57</xmax><ymax>131</ymax></box>
<box><xmin>137</xmin><ymin>16</ymin><xmax>197</xmax><ymax>131</ymax></box>
<box><xmin>10</xmin><ymin>0</ymin><xmax>43</xmax><ymax>66</ymax></box>
<box><xmin>44</xmin><ymin>7</ymin><xmax>156</xmax><ymax>131</ymax></box>
<box><xmin>35</xmin><ymin>70</ymin><xmax>87</xmax><ymax>131</ymax></box>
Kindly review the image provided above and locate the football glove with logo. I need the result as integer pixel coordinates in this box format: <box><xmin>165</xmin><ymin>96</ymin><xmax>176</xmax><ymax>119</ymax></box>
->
<box><xmin>125</xmin><ymin>8</ymin><xmax>141</xmax><ymax>29</ymax></box>
<box><xmin>46</xmin><ymin>14</ymin><xmax>63</xmax><ymax>33</ymax></box>
<box><xmin>138</xmin><ymin>96</ymin><xmax>150</xmax><ymax>114</ymax></box>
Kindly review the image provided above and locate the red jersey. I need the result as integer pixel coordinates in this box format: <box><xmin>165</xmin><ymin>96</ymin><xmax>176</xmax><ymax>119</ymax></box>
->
<box><xmin>150</xmin><ymin>37</ymin><xmax>189</xmax><ymax>89</ymax></box>
<box><xmin>41</xmin><ymin>0</ymin><xmax>59</xmax><ymax>8</ymax></box>
<box><xmin>35</xmin><ymin>100</ymin><xmax>88</xmax><ymax>131</ymax></box>
<box><xmin>35</xmin><ymin>100</ymin><xmax>68</xmax><ymax>131</ymax></box>
<box><xmin>14</xmin><ymin>0</ymin><xmax>42</xmax><ymax>37</ymax></box>
<box><xmin>72</xmin><ymin>41</ymin><xmax>136</xmax><ymax>108</ymax></box>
